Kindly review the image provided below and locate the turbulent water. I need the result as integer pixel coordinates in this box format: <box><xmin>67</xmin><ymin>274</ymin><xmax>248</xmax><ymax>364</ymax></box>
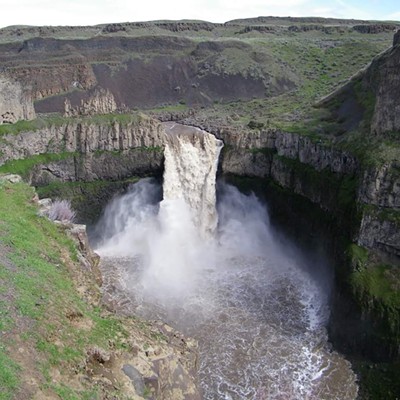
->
<box><xmin>93</xmin><ymin>124</ymin><xmax>358</xmax><ymax>399</ymax></box>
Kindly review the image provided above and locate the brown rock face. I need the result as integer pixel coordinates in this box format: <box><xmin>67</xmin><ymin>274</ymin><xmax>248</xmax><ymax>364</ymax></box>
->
<box><xmin>64</xmin><ymin>88</ymin><xmax>118</xmax><ymax>117</ymax></box>
<box><xmin>0</xmin><ymin>76</ymin><xmax>35</xmax><ymax>123</ymax></box>
<box><xmin>9</xmin><ymin>64</ymin><xmax>97</xmax><ymax>100</ymax></box>
<box><xmin>0</xmin><ymin>36</ymin><xmax>294</xmax><ymax>113</ymax></box>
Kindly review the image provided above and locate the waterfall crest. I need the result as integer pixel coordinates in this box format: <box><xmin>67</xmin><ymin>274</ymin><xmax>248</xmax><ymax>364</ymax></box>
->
<box><xmin>163</xmin><ymin>122</ymin><xmax>223</xmax><ymax>237</ymax></box>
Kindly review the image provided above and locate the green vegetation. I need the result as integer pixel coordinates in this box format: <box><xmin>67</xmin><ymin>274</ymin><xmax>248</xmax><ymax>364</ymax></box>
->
<box><xmin>0</xmin><ymin>152</ymin><xmax>76</xmax><ymax>178</ymax></box>
<box><xmin>0</xmin><ymin>351</ymin><xmax>19</xmax><ymax>400</ymax></box>
<box><xmin>0</xmin><ymin>114</ymin><xmax>68</xmax><ymax>136</ymax></box>
<box><xmin>0</xmin><ymin>112</ymin><xmax>149</xmax><ymax>137</ymax></box>
<box><xmin>349</xmin><ymin>244</ymin><xmax>400</xmax><ymax>336</ymax></box>
<box><xmin>355</xmin><ymin>360</ymin><xmax>400</xmax><ymax>400</ymax></box>
<box><xmin>0</xmin><ymin>180</ymin><xmax>164</xmax><ymax>398</ymax></box>
<box><xmin>362</xmin><ymin>204</ymin><xmax>400</xmax><ymax>226</ymax></box>
<box><xmin>148</xmin><ymin>103</ymin><xmax>189</xmax><ymax>114</ymax></box>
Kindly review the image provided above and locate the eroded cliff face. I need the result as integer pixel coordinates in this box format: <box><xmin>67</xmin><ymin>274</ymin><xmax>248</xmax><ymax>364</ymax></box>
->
<box><xmin>0</xmin><ymin>76</ymin><xmax>36</xmax><ymax>123</ymax></box>
<box><xmin>8</xmin><ymin>63</ymin><xmax>97</xmax><ymax>100</ymax></box>
<box><xmin>64</xmin><ymin>88</ymin><xmax>118</xmax><ymax>117</ymax></box>
<box><xmin>1</xmin><ymin>117</ymin><xmax>159</xmax><ymax>188</ymax></box>
<box><xmin>0</xmin><ymin>114</ymin><xmax>164</xmax><ymax>164</ymax></box>
<box><xmin>219</xmin><ymin>127</ymin><xmax>358</xmax><ymax>214</ymax></box>
<box><xmin>368</xmin><ymin>43</ymin><xmax>400</xmax><ymax>136</ymax></box>
<box><xmin>357</xmin><ymin>163</ymin><xmax>400</xmax><ymax>258</ymax></box>
<box><xmin>0</xmin><ymin>36</ymin><xmax>286</xmax><ymax>113</ymax></box>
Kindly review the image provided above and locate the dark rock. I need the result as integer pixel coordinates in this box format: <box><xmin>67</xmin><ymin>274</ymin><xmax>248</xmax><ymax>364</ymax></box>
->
<box><xmin>143</xmin><ymin>375</ymin><xmax>160</xmax><ymax>398</ymax></box>
<box><xmin>394</xmin><ymin>30</ymin><xmax>400</xmax><ymax>46</ymax></box>
<box><xmin>353</xmin><ymin>24</ymin><xmax>397</xmax><ymax>34</ymax></box>
<box><xmin>122</xmin><ymin>364</ymin><xmax>145</xmax><ymax>396</ymax></box>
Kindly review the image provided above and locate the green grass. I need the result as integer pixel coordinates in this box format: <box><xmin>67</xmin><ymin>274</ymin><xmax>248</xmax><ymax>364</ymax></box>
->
<box><xmin>0</xmin><ymin>112</ymin><xmax>149</xmax><ymax>138</ymax></box>
<box><xmin>147</xmin><ymin>103</ymin><xmax>189</xmax><ymax>113</ymax></box>
<box><xmin>349</xmin><ymin>244</ymin><xmax>400</xmax><ymax>335</ymax></box>
<box><xmin>0</xmin><ymin>181</ymin><xmax>146</xmax><ymax>397</ymax></box>
<box><xmin>0</xmin><ymin>115</ymin><xmax>68</xmax><ymax>136</ymax></box>
<box><xmin>351</xmin><ymin>263</ymin><xmax>400</xmax><ymax>310</ymax></box>
<box><xmin>0</xmin><ymin>350</ymin><xmax>19</xmax><ymax>400</ymax></box>
<box><xmin>348</xmin><ymin>244</ymin><xmax>369</xmax><ymax>268</ymax></box>
<box><xmin>0</xmin><ymin>152</ymin><xmax>77</xmax><ymax>177</ymax></box>
<box><xmin>43</xmin><ymin>382</ymin><xmax>100</xmax><ymax>400</ymax></box>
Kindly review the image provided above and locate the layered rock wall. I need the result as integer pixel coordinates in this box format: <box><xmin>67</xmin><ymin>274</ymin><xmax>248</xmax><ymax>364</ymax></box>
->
<box><xmin>356</xmin><ymin>162</ymin><xmax>400</xmax><ymax>257</ymax></box>
<box><xmin>7</xmin><ymin>64</ymin><xmax>97</xmax><ymax>100</ymax></box>
<box><xmin>64</xmin><ymin>88</ymin><xmax>118</xmax><ymax>117</ymax></box>
<box><xmin>0</xmin><ymin>76</ymin><xmax>36</xmax><ymax>123</ymax></box>
<box><xmin>220</xmin><ymin>128</ymin><xmax>359</xmax><ymax>213</ymax></box>
<box><xmin>0</xmin><ymin>114</ymin><xmax>165</xmax><ymax>165</ymax></box>
<box><xmin>0</xmin><ymin>114</ymin><xmax>165</xmax><ymax>188</ymax></box>
<box><xmin>219</xmin><ymin>125</ymin><xmax>399</xmax><ymax>260</ymax></box>
<box><xmin>30</xmin><ymin>150</ymin><xmax>163</xmax><ymax>185</ymax></box>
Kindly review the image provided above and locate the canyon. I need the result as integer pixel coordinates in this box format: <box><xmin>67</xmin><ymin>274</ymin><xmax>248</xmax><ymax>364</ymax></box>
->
<box><xmin>0</xmin><ymin>16</ymin><xmax>399</xmax><ymax>399</ymax></box>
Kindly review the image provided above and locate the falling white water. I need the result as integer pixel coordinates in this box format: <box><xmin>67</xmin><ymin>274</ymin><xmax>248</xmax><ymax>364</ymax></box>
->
<box><xmin>93</xmin><ymin>124</ymin><xmax>358</xmax><ymax>400</ymax></box>
<box><xmin>163</xmin><ymin>122</ymin><xmax>223</xmax><ymax>237</ymax></box>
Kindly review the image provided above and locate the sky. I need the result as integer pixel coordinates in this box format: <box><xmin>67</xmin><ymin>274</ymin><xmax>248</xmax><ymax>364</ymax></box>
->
<box><xmin>0</xmin><ymin>0</ymin><xmax>399</xmax><ymax>29</ymax></box>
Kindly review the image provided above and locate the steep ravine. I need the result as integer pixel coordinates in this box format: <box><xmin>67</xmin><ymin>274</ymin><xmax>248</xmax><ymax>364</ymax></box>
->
<box><xmin>1</xmin><ymin>112</ymin><xmax>399</xmax><ymax>396</ymax></box>
<box><xmin>1</xmin><ymin>114</ymin><xmax>398</xmax><ymax>346</ymax></box>
<box><xmin>0</xmin><ymin>34</ymin><xmax>399</xmax><ymax>398</ymax></box>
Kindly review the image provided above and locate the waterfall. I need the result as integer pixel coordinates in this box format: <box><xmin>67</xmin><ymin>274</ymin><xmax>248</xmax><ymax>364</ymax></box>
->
<box><xmin>94</xmin><ymin>123</ymin><xmax>359</xmax><ymax>400</ymax></box>
<box><xmin>162</xmin><ymin>122</ymin><xmax>223</xmax><ymax>237</ymax></box>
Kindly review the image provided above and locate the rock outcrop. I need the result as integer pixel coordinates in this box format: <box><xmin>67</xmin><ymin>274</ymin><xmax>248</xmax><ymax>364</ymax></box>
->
<box><xmin>0</xmin><ymin>114</ymin><xmax>165</xmax><ymax>189</ymax></box>
<box><xmin>353</xmin><ymin>24</ymin><xmax>398</xmax><ymax>34</ymax></box>
<box><xmin>357</xmin><ymin>212</ymin><xmax>400</xmax><ymax>257</ymax></box>
<box><xmin>358</xmin><ymin>162</ymin><xmax>400</xmax><ymax>209</ymax></box>
<box><xmin>7</xmin><ymin>64</ymin><xmax>97</xmax><ymax>101</ymax></box>
<box><xmin>356</xmin><ymin>162</ymin><xmax>400</xmax><ymax>258</ymax></box>
<box><xmin>0</xmin><ymin>113</ymin><xmax>164</xmax><ymax>164</ymax></box>
<box><xmin>31</xmin><ymin>149</ymin><xmax>163</xmax><ymax>186</ymax></box>
<box><xmin>368</xmin><ymin>43</ymin><xmax>400</xmax><ymax>136</ymax></box>
<box><xmin>219</xmin><ymin>126</ymin><xmax>358</xmax><ymax>213</ymax></box>
<box><xmin>393</xmin><ymin>29</ymin><xmax>400</xmax><ymax>46</ymax></box>
<box><xmin>0</xmin><ymin>76</ymin><xmax>35</xmax><ymax>123</ymax></box>
<box><xmin>64</xmin><ymin>87</ymin><xmax>118</xmax><ymax>117</ymax></box>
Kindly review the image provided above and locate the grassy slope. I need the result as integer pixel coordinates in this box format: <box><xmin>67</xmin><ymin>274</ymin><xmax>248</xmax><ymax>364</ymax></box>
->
<box><xmin>0</xmin><ymin>179</ymin><xmax>167</xmax><ymax>399</ymax></box>
<box><xmin>0</xmin><ymin>179</ymin><xmax>110</xmax><ymax>398</ymax></box>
